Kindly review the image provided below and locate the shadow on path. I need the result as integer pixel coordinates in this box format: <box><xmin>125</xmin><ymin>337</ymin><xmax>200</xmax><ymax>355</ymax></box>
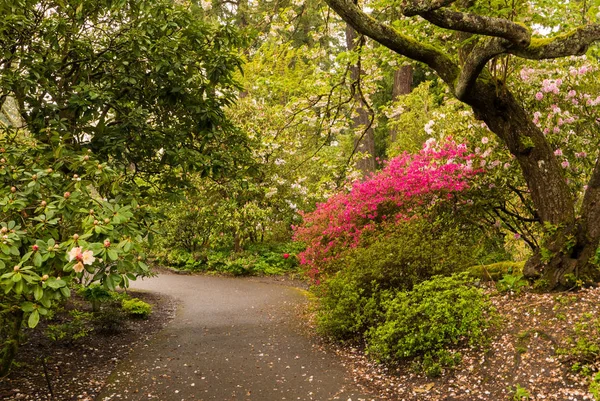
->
<box><xmin>97</xmin><ymin>273</ymin><xmax>376</xmax><ymax>401</ymax></box>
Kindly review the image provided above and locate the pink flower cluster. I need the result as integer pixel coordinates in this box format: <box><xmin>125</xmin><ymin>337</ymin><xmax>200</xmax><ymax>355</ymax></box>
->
<box><xmin>293</xmin><ymin>138</ymin><xmax>480</xmax><ymax>276</ymax></box>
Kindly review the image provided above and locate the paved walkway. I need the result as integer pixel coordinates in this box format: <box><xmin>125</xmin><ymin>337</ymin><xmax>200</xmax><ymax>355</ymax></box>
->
<box><xmin>97</xmin><ymin>274</ymin><xmax>376</xmax><ymax>401</ymax></box>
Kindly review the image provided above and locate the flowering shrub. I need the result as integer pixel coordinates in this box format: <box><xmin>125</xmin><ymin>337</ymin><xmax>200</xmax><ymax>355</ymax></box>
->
<box><xmin>293</xmin><ymin>138</ymin><xmax>481</xmax><ymax>277</ymax></box>
<box><xmin>0</xmin><ymin>130</ymin><xmax>151</xmax><ymax>375</ymax></box>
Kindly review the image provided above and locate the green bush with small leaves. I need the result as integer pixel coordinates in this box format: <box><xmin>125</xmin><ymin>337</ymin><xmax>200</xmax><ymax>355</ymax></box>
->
<box><xmin>366</xmin><ymin>274</ymin><xmax>494</xmax><ymax>376</ymax></box>
<box><xmin>121</xmin><ymin>298</ymin><xmax>152</xmax><ymax>319</ymax></box>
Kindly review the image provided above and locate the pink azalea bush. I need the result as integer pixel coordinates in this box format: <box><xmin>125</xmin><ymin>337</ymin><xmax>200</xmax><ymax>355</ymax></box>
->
<box><xmin>293</xmin><ymin>138</ymin><xmax>481</xmax><ymax>278</ymax></box>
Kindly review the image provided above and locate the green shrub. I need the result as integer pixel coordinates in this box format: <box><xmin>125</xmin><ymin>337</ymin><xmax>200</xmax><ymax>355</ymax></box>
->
<box><xmin>313</xmin><ymin>218</ymin><xmax>484</xmax><ymax>341</ymax></box>
<box><xmin>315</xmin><ymin>279</ymin><xmax>391</xmax><ymax>341</ymax></box>
<box><xmin>366</xmin><ymin>274</ymin><xmax>494</xmax><ymax>376</ymax></box>
<box><xmin>158</xmin><ymin>241</ymin><xmax>303</xmax><ymax>276</ymax></box>
<box><xmin>46</xmin><ymin>310</ymin><xmax>94</xmax><ymax>344</ymax></box>
<box><xmin>79</xmin><ymin>284</ymin><xmax>114</xmax><ymax>312</ymax></box>
<box><xmin>121</xmin><ymin>298</ymin><xmax>152</xmax><ymax>319</ymax></box>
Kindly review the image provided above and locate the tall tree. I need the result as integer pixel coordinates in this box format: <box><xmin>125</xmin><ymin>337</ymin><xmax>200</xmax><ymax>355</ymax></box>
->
<box><xmin>322</xmin><ymin>0</ymin><xmax>600</xmax><ymax>288</ymax></box>
<box><xmin>390</xmin><ymin>65</ymin><xmax>413</xmax><ymax>142</ymax></box>
<box><xmin>346</xmin><ymin>25</ymin><xmax>377</xmax><ymax>173</ymax></box>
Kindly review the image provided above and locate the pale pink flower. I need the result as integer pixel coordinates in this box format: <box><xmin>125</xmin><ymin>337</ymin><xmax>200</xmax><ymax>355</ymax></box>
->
<box><xmin>535</xmin><ymin>92</ymin><xmax>544</xmax><ymax>101</ymax></box>
<box><xmin>481</xmin><ymin>137</ymin><xmax>489</xmax><ymax>144</ymax></box>
<box><xmin>561</xmin><ymin>160</ymin><xmax>570</xmax><ymax>168</ymax></box>
<box><xmin>68</xmin><ymin>247</ymin><xmax>95</xmax><ymax>265</ymax></box>
<box><xmin>554</xmin><ymin>149</ymin><xmax>563</xmax><ymax>156</ymax></box>
<box><xmin>73</xmin><ymin>261</ymin><xmax>85</xmax><ymax>273</ymax></box>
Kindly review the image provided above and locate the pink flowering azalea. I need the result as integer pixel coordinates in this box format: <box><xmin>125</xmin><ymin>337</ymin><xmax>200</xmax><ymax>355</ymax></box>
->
<box><xmin>294</xmin><ymin>138</ymin><xmax>481</xmax><ymax>275</ymax></box>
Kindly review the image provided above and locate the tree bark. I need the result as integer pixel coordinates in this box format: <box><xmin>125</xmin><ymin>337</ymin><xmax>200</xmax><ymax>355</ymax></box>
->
<box><xmin>390</xmin><ymin>65</ymin><xmax>413</xmax><ymax>142</ymax></box>
<box><xmin>346</xmin><ymin>24</ymin><xmax>376</xmax><ymax>174</ymax></box>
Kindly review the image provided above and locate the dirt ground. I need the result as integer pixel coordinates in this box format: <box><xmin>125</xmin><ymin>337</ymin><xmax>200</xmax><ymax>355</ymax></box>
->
<box><xmin>0</xmin><ymin>290</ymin><xmax>177</xmax><ymax>401</ymax></box>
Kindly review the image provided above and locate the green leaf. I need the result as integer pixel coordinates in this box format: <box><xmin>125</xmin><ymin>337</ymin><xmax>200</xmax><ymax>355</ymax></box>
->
<box><xmin>33</xmin><ymin>252</ymin><xmax>43</xmax><ymax>267</ymax></box>
<box><xmin>14</xmin><ymin>280</ymin><xmax>23</xmax><ymax>294</ymax></box>
<box><xmin>28</xmin><ymin>310</ymin><xmax>40</xmax><ymax>328</ymax></box>
<box><xmin>39</xmin><ymin>295</ymin><xmax>51</xmax><ymax>308</ymax></box>
<box><xmin>21</xmin><ymin>302</ymin><xmax>35</xmax><ymax>312</ymax></box>
<box><xmin>59</xmin><ymin>286</ymin><xmax>71</xmax><ymax>298</ymax></box>
<box><xmin>105</xmin><ymin>274</ymin><xmax>115</xmax><ymax>291</ymax></box>
<box><xmin>46</xmin><ymin>277</ymin><xmax>66</xmax><ymax>289</ymax></box>
<box><xmin>21</xmin><ymin>251</ymin><xmax>32</xmax><ymax>263</ymax></box>
<box><xmin>33</xmin><ymin>285</ymin><xmax>43</xmax><ymax>300</ymax></box>
<box><xmin>107</xmin><ymin>249</ymin><xmax>119</xmax><ymax>261</ymax></box>
<box><xmin>138</xmin><ymin>261</ymin><xmax>149</xmax><ymax>272</ymax></box>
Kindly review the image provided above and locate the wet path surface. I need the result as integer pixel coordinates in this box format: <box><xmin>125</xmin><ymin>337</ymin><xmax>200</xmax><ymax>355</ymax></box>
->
<box><xmin>97</xmin><ymin>274</ymin><xmax>375</xmax><ymax>401</ymax></box>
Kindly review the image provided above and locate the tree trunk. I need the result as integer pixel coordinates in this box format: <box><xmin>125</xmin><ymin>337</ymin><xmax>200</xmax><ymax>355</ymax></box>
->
<box><xmin>389</xmin><ymin>65</ymin><xmax>413</xmax><ymax>142</ymax></box>
<box><xmin>346</xmin><ymin>24</ymin><xmax>376</xmax><ymax>174</ymax></box>
<box><xmin>465</xmin><ymin>79</ymin><xmax>600</xmax><ymax>288</ymax></box>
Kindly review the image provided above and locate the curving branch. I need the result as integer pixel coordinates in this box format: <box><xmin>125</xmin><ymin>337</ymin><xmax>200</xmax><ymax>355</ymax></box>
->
<box><xmin>401</xmin><ymin>0</ymin><xmax>458</xmax><ymax>17</ymax></box>
<box><xmin>509</xmin><ymin>25</ymin><xmax>600</xmax><ymax>59</ymax></box>
<box><xmin>422</xmin><ymin>8</ymin><xmax>530</xmax><ymax>46</ymax></box>
<box><xmin>455</xmin><ymin>37</ymin><xmax>508</xmax><ymax>99</ymax></box>
<box><xmin>324</xmin><ymin>0</ymin><xmax>459</xmax><ymax>84</ymax></box>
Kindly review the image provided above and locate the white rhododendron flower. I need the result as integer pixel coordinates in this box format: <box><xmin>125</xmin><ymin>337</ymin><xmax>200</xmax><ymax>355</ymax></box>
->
<box><xmin>73</xmin><ymin>261</ymin><xmax>85</xmax><ymax>273</ymax></box>
<box><xmin>68</xmin><ymin>247</ymin><xmax>95</xmax><ymax>266</ymax></box>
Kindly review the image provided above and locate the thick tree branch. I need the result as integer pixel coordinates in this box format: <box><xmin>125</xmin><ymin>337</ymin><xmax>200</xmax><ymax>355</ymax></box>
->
<box><xmin>510</xmin><ymin>25</ymin><xmax>600</xmax><ymax>59</ymax></box>
<box><xmin>324</xmin><ymin>0</ymin><xmax>459</xmax><ymax>84</ymax></box>
<box><xmin>401</xmin><ymin>0</ymin><xmax>458</xmax><ymax>17</ymax></box>
<box><xmin>422</xmin><ymin>9</ymin><xmax>530</xmax><ymax>46</ymax></box>
<box><xmin>455</xmin><ymin>37</ymin><xmax>507</xmax><ymax>99</ymax></box>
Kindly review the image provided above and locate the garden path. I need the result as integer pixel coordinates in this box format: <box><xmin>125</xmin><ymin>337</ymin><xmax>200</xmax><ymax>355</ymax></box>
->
<box><xmin>96</xmin><ymin>273</ymin><xmax>375</xmax><ymax>401</ymax></box>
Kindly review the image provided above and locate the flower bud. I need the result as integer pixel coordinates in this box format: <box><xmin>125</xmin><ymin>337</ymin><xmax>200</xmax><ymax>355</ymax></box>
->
<box><xmin>0</xmin><ymin>158</ymin><xmax>5</xmax><ymax>163</ymax></box>
<box><xmin>103</xmin><ymin>239</ymin><xmax>111</xmax><ymax>248</ymax></box>
<box><xmin>104</xmin><ymin>218</ymin><xmax>110</xmax><ymax>224</ymax></box>
<box><xmin>64</xmin><ymin>192</ymin><xmax>71</xmax><ymax>199</ymax></box>
<box><xmin>94</xmin><ymin>220</ymin><xmax>99</xmax><ymax>225</ymax></box>
<box><xmin>32</xmin><ymin>174</ymin><xmax>37</xmax><ymax>181</ymax></box>
<box><xmin>42</xmin><ymin>274</ymin><xmax>49</xmax><ymax>281</ymax></box>
<box><xmin>41</xmin><ymin>200</ymin><xmax>47</xmax><ymax>207</ymax></box>
<box><xmin>32</xmin><ymin>244</ymin><xmax>39</xmax><ymax>252</ymax></box>
<box><xmin>47</xmin><ymin>168</ymin><xmax>53</xmax><ymax>173</ymax></box>
<box><xmin>13</xmin><ymin>266</ymin><xmax>19</xmax><ymax>272</ymax></box>
<box><xmin>72</xmin><ymin>233</ymin><xmax>79</xmax><ymax>240</ymax></box>
<box><xmin>10</xmin><ymin>186</ymin><xmax>16</xmax><ymax>193</ymax></box>
<box><xmin>83</xmin><ymin>155</ymin><xmax>89</xmax><ymax>161</ymax></box>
